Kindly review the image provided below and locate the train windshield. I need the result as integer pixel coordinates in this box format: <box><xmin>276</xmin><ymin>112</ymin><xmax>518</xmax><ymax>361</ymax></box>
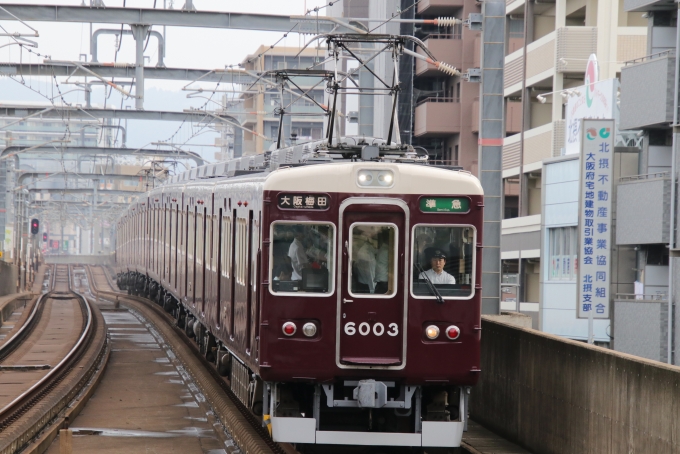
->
<box><xmin>348</xmin><ymin>223</ymin><xmax>397</xmax><ymax>297</ymax></box>
<box><xmin>270</xmin><ymin>222</ymin><xmax>334</xmax><ymax>294</ymax></box>
<box><xmin>411</xmin><ymin>225</ymin><xmax>476</xmax><ymax>299</ymax></box>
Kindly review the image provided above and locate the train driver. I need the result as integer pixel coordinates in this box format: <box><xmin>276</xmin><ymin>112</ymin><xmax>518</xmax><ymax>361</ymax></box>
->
<box><xmin>288</xmin><ymin>226</ymin><xmax>309</xmax><ymax>280</ymax></box>
<box><xmin>419</xmin><ymin>250</ymin><xmax>456</xmax><ymax>284</ymax></box>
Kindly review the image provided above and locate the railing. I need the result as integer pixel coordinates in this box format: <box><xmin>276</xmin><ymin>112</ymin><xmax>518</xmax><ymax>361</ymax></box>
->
<box><xmin>624</xmin><ymin>49</ymin><xmax>675</xmax><ymax>66</ymax></box>
<box><xmin>415</xmin><ymin>96</ymin><xmax>459</xmax><ymax>107</ymax></box>
<box><xmin>619</xmin><ymin>171</ymin><xmax>670</xmax><ymax>183</ymax></box>
<box><xmin>615</xmin><ymin>293</ymin><xmax>668</xmax><ymax>302</ymax></box>
<box><xmin>422</xmin><ymin>32</ymin><xmax>462</xmax><ymax>40</ymax></box>
<box><xmin>427</xmin><ymin>159</ymin><xmax>460</xmax><ymax>167</ymax></box>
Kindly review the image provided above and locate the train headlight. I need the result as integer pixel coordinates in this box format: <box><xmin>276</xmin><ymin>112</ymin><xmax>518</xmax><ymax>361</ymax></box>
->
<box><xmin>302</xmin><ymin>322</ymin><xmax>317</xmax><ymax>337</ymax></box>
<box><xmin>446</xmin><ymin>325</ymin><xmax>461</xmax><ymax>340</ymax></box>
<box><xmin>358</xmin><ymin>171</ymin><xmax>373</xmax><ymax>184</ymax></box>
<box><xmin>282</xmin><ymin>322</ymin><xmax>297</xmax><ymax>336</ymax></box>
<box><xmin>377</xmin><ymin>171</ymin><xmax>393</xmax><ymax>186</ymax></box>
<box><xmin>425</xmin><ymin>325</ymin><xmax>440</xmax><ymax>340</ymax></box>
<box><xmin>357</xmin><ymin>169</ymin><xmax>394</xmax><ymax>188</ymax></box>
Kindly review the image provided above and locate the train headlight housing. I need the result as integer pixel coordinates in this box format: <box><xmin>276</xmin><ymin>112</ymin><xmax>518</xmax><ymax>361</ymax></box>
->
<box><xmin>302</xmin><ymin>322</ymin><xmax>317</xmax><ymax>337</ymax></box>
<box><xmin>357</xmin><ymin>169</ymin><xmax>394</xmax><ymax>188</ymax></box>
<box><xmin>425</xmin><ymin>325</ymin><xmax>440</xmax><ymax>340</ymax></box>
<box><xmin>282</xmin><ymin>322</ymin><xmax>297</xmax><ymax>336</ymax></box>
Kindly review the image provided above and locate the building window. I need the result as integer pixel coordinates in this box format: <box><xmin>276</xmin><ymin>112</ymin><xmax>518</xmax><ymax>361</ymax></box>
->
<box><xmin>548</xmin><ymin>226</ymin><xmax>577</xmax><ymax>281</ymax></box>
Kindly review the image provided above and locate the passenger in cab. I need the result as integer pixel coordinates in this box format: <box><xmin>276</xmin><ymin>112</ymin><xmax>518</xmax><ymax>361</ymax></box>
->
<box><xmin>374</xmin><ymin>230</ymin><xmax>390</xmax><ymax>294</ymax></box>
<box><xmin>419</xmin><ymin>250</ymin><xmax>456</xmax><ymax>284</ymax></box>
<box><xmin>288</xmin><ymin>226</ymin><xmax>309</xmax><ymax>280</ymax></box>
<box><xmin>273</xmin><ymin>263</ymin><xmax>293</xmax><ymax>281</ymax></box>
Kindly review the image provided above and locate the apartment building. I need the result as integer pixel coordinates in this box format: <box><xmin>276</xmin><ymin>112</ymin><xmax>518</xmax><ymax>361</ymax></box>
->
<box><xmin>500</xmin><ymin>0</ymin><xmax>647</xmax><ymax>332</ymax></box>
<box><xmin>235</xmin><ymin>46</ymin><xmax>327</xmax><ymax>155</ymax></box>
<box><xmin>614</xmin><ymin>1</ymin><xmax>680</xmax><ymax>363</ymax></box>
<box><xmin>412</xmin><ymin>0</ymin><xmax>483</xmax><ymax>171</ymax></box>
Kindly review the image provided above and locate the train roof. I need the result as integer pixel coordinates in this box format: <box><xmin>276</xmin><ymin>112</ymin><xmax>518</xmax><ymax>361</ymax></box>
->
<box><xmin>165</xmin><ymin>136</ymin><xmax>427</xmax><ymax>184</ymax></box>
<box><xmin>264</xmin><ymin>161</ymin><xmax>483</xmax><ymax>196</ymax></box>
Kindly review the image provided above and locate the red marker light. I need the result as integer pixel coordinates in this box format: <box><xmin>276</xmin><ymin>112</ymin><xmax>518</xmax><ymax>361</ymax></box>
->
<box><xmin>282</xmin><ymin>322</ymin><xmax>296</xmax><ymax>336</ymax></box>
<box><xmin>446</xmin><ymin>325</ymin><xmax>461</xmax><ymax>340</ymax></box>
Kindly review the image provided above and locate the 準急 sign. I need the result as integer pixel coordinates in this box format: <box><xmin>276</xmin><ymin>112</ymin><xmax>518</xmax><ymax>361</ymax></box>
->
<box><xmin>419</xmin><ymin>197</ymin><xmax>469</xmax><ymax>213</ymax></box>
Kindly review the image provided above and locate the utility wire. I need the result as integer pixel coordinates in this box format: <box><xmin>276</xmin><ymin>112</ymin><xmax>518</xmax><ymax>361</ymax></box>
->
<box><xmin>369</xmin><ymin>0</ymin><xmax>422</xmax><ymax>33</ymax></box>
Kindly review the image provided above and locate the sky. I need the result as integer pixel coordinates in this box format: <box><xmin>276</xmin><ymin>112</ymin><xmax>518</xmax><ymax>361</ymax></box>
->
<box><xmin>0</xmin><ymin>0</ymin><xmax>329</xmax><ymax>161</ymax></box>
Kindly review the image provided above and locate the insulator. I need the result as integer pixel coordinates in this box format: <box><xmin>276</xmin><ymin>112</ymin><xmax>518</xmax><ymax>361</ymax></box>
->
<box><xmin>113</xmin><ymin>62</ymin><xmax>130</xmax><ymax>68</ymax></box>
<box><xmin>437</xmin><ymin>17</ymin><xmax>462</xmax><ymax>27</ymax></box>
<box><xmin>436</xmin><ymin>62</ymin><xmax>460</xmax><ymax>77</ymax></box>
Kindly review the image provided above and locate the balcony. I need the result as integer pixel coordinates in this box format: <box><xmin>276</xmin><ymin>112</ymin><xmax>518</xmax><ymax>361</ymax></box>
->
<box><xmin>505</xmin><ymin>27</ymin><xmax>597</xmax><ymax>95</ymax></box>
<box><xmin>624</xmin><ymin>0</ymin><xmax>675</xmax><ymax>12</ymax></box>
<box><xmin>415</xmin><ymin>35</ymin><xmax>463</xmax><ymax>77</ymax></box>
<box><xmin>614</xmin><ymin>294</ymin><xmax>669</xmax><ymax>363</ymax></box>
<box><xmin>615</xmin><ymin>173</ymin><xmax>671</xmax><ymax>245</ymax></box>
<box><xmin>414</xmin><ymin>98</ymin><xmax>460</xmax><ymax>137</ymax></box>
<box><xmin>502</xmin><ymin>121</ymin><xmax>565</xmax><ymax>171</ymax></box>
<box><xmin>620</xmin><ymin>51</ymin><xmax>675</xmax><ymax>130</ymax></box>
<box><xmin>616</xmin><ymin>27</ymin><xmax>648</xmax><ymax>72</ymax></box>
<box><xmin>417</xmin><ymin>0</ymin><xmax>464</xmax><ymax>15</ymax></box>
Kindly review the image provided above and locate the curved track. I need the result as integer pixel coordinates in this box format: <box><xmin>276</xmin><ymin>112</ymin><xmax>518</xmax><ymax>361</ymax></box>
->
<box><xmin>0</xmin><ymin>265</ymin><xmax>105</xmax><ymax>454</ymax></box>
<box><xmin>86</xmin><ymin>265</ymin><xmax>296</xmax><ymax>454</ymax></box>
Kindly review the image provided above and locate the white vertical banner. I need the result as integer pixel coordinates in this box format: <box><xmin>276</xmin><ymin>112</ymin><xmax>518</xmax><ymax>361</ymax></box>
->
<box><xmin>577</xmin><ymin>119</ymin><xmax>614</xmax><ymax>319</ymax></box>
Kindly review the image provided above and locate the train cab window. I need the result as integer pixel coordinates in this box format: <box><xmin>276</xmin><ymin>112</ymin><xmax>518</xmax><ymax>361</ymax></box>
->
<box><xmin>270</xmin><ymin>222</ymin><xmax>334</xmax><ymax>295</ymax></box>
<box><xmin>348</xmin><ymin>224</ymin><xmax>397</xmax><ymax>297</ymax></box>
<box><xmin>411</xmin><ymin>225</ymin><xmax>476</xmax><ymax>299</ymax></box>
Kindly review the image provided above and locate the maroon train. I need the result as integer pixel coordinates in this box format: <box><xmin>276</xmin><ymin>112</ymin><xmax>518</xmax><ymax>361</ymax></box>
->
<box><xmin>115</xmin><ymin>138</ymin><xmax>484</xmax><ymax>448</ymax></box>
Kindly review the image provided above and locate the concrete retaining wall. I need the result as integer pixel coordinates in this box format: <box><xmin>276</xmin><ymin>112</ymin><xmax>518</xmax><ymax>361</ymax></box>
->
<box><xmin>470</xmin><ymin>316</ymin><xmax>680</xmax><ymax>453</ymax></box>
<box><xmin>0</xmin><ymin>261</ymin><xmax>18</xmax><ymax>296</ymax></box>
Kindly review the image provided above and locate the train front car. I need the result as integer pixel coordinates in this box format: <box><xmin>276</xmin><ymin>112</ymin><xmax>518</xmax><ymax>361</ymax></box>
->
<box><xmin>260</xmin><ymin>160</ymin><xmax>483</xmax><ymax>448</ymax></box>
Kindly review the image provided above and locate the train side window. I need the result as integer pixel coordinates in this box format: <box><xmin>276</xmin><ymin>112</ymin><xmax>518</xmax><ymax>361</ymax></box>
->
<box><xmin>348</xmin><ymin>223</ymin><xmax>397</xmax><ymax>297</ymax></box>
<box><xmin>411</xmin><ymin>225</ymin><xmax>476</xmax><ymax>300</ymax></box>
<box><xmin>221</xmin><ymin>216</ymin><xmax>231</xmax><ymax>277</ymax></box>
<box><xmin>270</xmin><ymin>222</ymin><xmax>335</xmax><ymax>295</ymax></box>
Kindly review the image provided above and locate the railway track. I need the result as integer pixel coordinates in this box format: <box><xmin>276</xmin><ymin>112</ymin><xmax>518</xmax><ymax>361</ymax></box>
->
<box><xmin>86</xmin><ymin>265</ymin><xmax>295</xmax><ymax>454</ymax></box>
<box><xmin>0</xmin><ymin>265</ymin><xmax>108</xmax><ymax>454</ymax></box>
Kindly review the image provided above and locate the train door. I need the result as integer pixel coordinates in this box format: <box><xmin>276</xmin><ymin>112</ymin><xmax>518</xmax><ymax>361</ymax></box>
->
<box><xmin>337</xmin><ymin>199</ymin><xmax>408</xmax><ymax>368</ymax></box>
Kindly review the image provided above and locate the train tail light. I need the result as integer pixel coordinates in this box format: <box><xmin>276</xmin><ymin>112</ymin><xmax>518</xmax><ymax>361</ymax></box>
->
<box><xmin>302</xmin><ymin>322</ymin><xmax>317</xmax><ymax>337</ymax></box>
<box><xmin>425</xmin><ymin>325</ymin><xmax>440</xmax><ymax>340</ymax></box>
<box><xmin>446</xmin><ymin>325</ymin><xmax>461</xmax><ymax>340</ymax></box>
<box><xmin>282</xmin><ymin>322</ymin><xmax>297</xmax><ymax>336</ymax></box>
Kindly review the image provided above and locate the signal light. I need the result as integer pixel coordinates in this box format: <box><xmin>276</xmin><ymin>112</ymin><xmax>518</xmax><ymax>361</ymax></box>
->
<box><xmin>30</xmin><ymin>219</ymin><xmax>39</xmax><ymax>235</ymax></box>
<box><xmin>282</xmin><ymin>322</ymin><xmax>296</xmax><ymax>336</ymax></box>
<box><xmin>42</xmin><ymin>232</ymin><xmax>47</xmax><ymax>242</ymax></box>
<box><xmin>425</xmin><ymin>325</ymin><xmax>440</xmax><ymax>340</ymax></box>
<box><xmin>445</xmin><ymin>325</ymin><xmax>461</xmax><ymax>340</ymax></box>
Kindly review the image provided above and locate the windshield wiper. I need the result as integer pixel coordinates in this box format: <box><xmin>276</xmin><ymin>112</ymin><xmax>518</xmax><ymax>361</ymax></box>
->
<box><xmin>415</xmin><ymin>263</ymin><xmax>444</xmax><ymax>304</ymax></box>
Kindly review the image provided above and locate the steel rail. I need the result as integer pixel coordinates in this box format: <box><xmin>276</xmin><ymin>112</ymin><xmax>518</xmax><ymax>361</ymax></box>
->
<box><xmin>0</xmin><ymin>268</ymin><xmax>95</xmax><ymax>431</ymax></box>
<box><xmin>0</xmin><ymin>294</ymin><xmax>45</xmax><ymax>362</ymax></box>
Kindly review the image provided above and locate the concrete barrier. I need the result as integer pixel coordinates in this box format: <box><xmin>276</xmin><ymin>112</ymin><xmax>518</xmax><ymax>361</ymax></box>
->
<box><xmin>471</xmin><ymin>316</ymin><xmax>680</xmax><ymax>454</ymax></box>
<box><xmin>0</xmin><ymin>261</ymin><xmax>18</xmax><ymax>296</ymax></box>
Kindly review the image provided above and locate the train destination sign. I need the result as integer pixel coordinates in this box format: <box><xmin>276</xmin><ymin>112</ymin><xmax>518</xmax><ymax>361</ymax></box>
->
<box><xmin>420</xmin><ymin>197</ymin><xmax>469</xmax><ymax>213</ymax></box>
<box><xmin>277</xmin><ymin>193</ymin><xmax>329</xmax><ymax>210</ymax></box>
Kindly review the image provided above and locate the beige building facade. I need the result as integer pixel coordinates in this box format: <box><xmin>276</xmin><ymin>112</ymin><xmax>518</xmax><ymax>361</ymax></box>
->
<box><xmin>500</xmin><ymin>0</ymin><xmax>648</xmax><ymax>325</ymax></box>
